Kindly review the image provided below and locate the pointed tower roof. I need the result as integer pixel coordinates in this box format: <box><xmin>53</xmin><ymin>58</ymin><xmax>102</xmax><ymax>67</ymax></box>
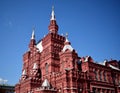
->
<box><xmin>48</xmin><ymin>6</ymin><xmax>58</xmax><ymax>34</ymax></box>
<box><xmin>29</xmin><ymin>28</ymin><xmax>36</xmax><ymax>49</ymax></box>
<box><xmin>51</xmin><ymin>6</ymin><xmax>56</xmax><ymax>20</ymax></box>
<box><xmin>31</xmin><ymin>28</ymin><xmax>35</xmax><ymax>39</ymax></box>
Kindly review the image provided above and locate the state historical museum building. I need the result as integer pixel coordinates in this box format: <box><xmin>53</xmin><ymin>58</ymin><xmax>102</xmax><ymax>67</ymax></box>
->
<box><xmin>15</xmin><ymin>7</ymin><xmax>120</xmax><ymax>93</ymax></box>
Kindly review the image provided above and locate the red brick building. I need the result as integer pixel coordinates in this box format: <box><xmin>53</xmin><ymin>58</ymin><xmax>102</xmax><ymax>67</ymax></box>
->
<box><xmin>15</xmin><ymin>7</ymin><xmax>120</xmax><ymax>93</ymax></box>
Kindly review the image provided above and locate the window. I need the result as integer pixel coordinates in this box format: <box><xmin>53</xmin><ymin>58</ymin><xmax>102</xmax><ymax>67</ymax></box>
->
<box><xmin>100</xmin><ymin>71</ymin><xmax>102</xmax><ymax>81</ymax></box>
<box><xmin>94</xmin><ymin>70</ymin><xmax>98</xmax><ymax>80</ymax></box>
<box><xmin>45</xmin><ymin>63</ymin><xmax>48</xmax><ymax>74</ymax></box>
<box><xmin>103</xmin><ymin>72</ymin><xmax>106</xmax><ymax>82</ymax></box>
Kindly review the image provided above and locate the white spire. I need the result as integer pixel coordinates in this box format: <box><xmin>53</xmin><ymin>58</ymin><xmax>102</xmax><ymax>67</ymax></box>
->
<box><xmin>51</xmin><ymin>6</ymin><xmax>56</xmax><ymax>20</ymax></box>
<box><xmin>31</xmin><ymin>28</ymin><xmax>35</xmax><ymax>39</ymax></box>
<box><xmin>65</xmin><ymin>33</ymin><xmax>69</xmax><ymax>42</ymax></box>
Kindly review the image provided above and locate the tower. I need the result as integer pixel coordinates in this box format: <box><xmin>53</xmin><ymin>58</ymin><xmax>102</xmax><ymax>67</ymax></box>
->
<box><xmin>48</xmin><ymin>6</ymin><xmax>58</xmax><ymax>34</ymax></box>
<box><xmin>15</xmin><ymin>6</ymin><xmax>120</xmax><ymax>93</ymax></box>
<box><xmin>15</xmin><ymin>28</ymin><xmax>42</xmax><ymax>93</ymax></box>
<box><xmin>15</xmin><ymin>6</ymin><xmax>65</xmax><ymax>93</ymax></box>
<box><xmin>29</xmin><ymin>28</ymin><xmax>36</xmax><ymax>49</ymax></box>
<box><xmin>40</xmin><ymin>6</ymin><xmax>65</xmax><ymax>80</ymax></box>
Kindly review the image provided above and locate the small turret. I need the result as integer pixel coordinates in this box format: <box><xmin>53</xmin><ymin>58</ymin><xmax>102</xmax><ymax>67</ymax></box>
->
<box><xmin>29</xmin><ymin>28</ymin><xmax>36</xmax><ymax>49</ymax></box>
<box><xmin>48</xmin><ymin>6</ymin><xmax>58</xmax><ymax>34</ymax></box>
<box><xmin>62</xmin><ymin>33</ymin><xmax>73</xmax><ymax>52</ymax></box>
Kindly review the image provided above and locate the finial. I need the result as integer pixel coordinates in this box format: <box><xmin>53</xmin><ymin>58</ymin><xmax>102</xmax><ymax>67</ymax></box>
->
<box><xmin>48</xmin><ymin>5</ymin><xmax>58</xmax><ymax>33</ymax></box>
<box><xmin>65</xmin><ymin>32</ymin><xmax>69</xmax><ymax>42</ymax></box>
<box><xmin>31</xmin><ymin>27</ymin><xmax>35</xmax><ymax>39</ymax></box>
<box><xmin>51</xmin><ymin>6</ymin><xmax>55</xmax><ymax>20</ymax></box>
<box><xmin>65</xmin><ymin>32</ymin><xmax>68</xmax><ymax>39</ymax></box>
<box><xmin>52</xmin><ymin>5</ymin><xmax>54</xmax><ymax>11</ymax></box>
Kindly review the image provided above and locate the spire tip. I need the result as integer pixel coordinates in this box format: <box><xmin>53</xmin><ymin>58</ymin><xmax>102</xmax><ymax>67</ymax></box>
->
<box><xmin>65</xmin><ymin>32</ymin><xmax>68</xmax><ymax>39</ymax></box>
<box><xmin>52</xmin><ymin>5</ymin><xmax>54</xmax><ymax>11</ymax></box>
<box><xmin>31</xmin><ymin>27</ymin><xmax>35</xmax><ymax>39</ymax></box>
<box><xmin>51</xmin><ymin>6</ymin><xmax>55</xmax><ymax>20</ymax></box>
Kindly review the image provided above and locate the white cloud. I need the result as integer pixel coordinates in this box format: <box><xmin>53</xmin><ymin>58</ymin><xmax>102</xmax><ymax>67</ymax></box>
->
<box><xmin>0</xmin><ymin>78</ymin><xmax>8</xmax><ymax>84</ymax></box>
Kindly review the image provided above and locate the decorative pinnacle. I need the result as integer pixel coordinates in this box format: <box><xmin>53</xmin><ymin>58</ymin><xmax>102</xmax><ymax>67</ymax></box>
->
<box><xmin>51</xmin><ymin>6</ymin><xmax>55</xmax><ymax>20</ymax></box>
<box><xmin>31</xmin><ymin>27</ymin><xmax>35</xmax><ymax>39</ymax></box>
<box><xmin>65</xmin><ymin>32</ymin><xmax>68</xmax><ymax>39</ymax></box>
<box><xmin>65</xmin><ymin>32</ymin><xmax>69</xmax><ymax>42</ymax></box>
<box><xmin>52</xmin><ymin>5</ymin><xmax>54</xmax><ymax>11</ymax></box>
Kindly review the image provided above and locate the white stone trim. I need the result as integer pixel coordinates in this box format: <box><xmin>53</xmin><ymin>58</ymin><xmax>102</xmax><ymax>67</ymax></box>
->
<box><xmin>63</xmin><ymin>87</ymin><xmax>77</xmax><ymax>90</ymax></box>
<box><xmin>42</xmin><ymin>79</ymin><xmax>50</xmax><ymax>88</ymax></box>
<box><xmin>36</xmin><ymin>41</ymin><xmax>43</xmax><ymax>52</ymax></box>
<box><xmin>109</xmin><ymin>64</ymin><xmax>120</xmax><ymax>71</ymax></box>
<box><xmin>92</xmin><ymin>85</ymin><xmax>115</xmax><ymax>90</ymax></box>
<box><xmin>62</xmin><ymin>45</ymin><xmax>73</xmax><ymax>52</ymax></box>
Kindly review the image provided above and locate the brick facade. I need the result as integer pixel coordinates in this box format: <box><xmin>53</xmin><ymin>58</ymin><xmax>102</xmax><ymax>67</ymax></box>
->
<box><xmin>15</xmin><ymin>7</ymin><xmax>120</xmax><ymax>93</ymax></box>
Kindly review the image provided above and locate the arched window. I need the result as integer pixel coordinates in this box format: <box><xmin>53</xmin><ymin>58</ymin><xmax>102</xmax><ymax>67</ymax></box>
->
<box><xmin>45</xmin><ymin>63</ymin><xmax>48</xmax><ymax>74</ymax></box>
<box><xmin>103</xmin><ymin>72</ymin><xmax>106</xmax><ymax>81</ymax></box>
<box><xmin>72</xmin><ymin>59</ymin><xmax>76</xmax><ymax>68</ymax></box>
<box><xmin>100</xmin><ymin>71</ymin><xmax>102</xmax><ymax>81</ymax></box>
<box><xmin>94</xmin><ymin>70</ymin><xmax>98</xmax><ymax>80</ymax></box>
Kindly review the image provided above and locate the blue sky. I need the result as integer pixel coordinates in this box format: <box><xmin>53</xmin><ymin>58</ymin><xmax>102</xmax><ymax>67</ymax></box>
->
<box><xmin>0</xmin><ymin>0</ymin><xmax>120</xmax><ymax>85</ymax></box>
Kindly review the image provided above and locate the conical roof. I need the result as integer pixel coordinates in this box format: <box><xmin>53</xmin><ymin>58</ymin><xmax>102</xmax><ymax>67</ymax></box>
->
<box><xmin>62</xmin><ymin>38</ymin><xmax>73</xmax><ymax>52</ymax></box>
<box><xmin>31</xmin><ymin>28</ymin><xmax>35</xmax><ymax>39</ymax></box>
<box><xmin>51</xmin><ymin>6</ymin><xmax>56</xmax><ymax>20</ymax></box>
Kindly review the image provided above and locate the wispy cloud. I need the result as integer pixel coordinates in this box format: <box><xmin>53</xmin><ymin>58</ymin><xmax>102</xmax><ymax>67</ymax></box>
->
<box><xmin>0</xmin><ymin>78</ymin><xmax>8</xmax><ymax>84</ymax></box>
<box><xmin>7</xmin><ymin>20</ymin><xmax>13</xmax><ymax>28</ymax></box>
<box><xmin>3</xmin><ymin>18</ymin><xmax>14</xmax><ymax>29</ymax></box>
<box><xmin>8</xmin><ymin>21</ymin><xmax>13</xmax><ymax>27</ymax></box>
